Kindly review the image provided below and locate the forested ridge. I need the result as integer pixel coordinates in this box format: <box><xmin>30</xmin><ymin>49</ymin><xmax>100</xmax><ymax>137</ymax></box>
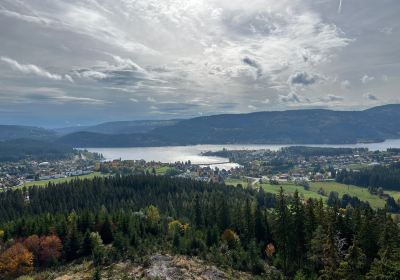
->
<box><xmin>0</xmin><ymin>175</ymin><xmax>399</xmax><ymax>279</ymax></box>
<box><xmin>0</xmin><ymin>139</ymin><xmax>75</xmax><ymax>162</ymax></box>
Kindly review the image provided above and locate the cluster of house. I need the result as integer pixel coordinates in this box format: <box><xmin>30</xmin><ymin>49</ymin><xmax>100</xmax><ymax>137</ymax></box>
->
<box><xmin>0</xmin><ymin>174</ymin><xmax>22</xmax><ymax>189</ymax></box>
<box><xmin>0</xmin><ymin>159</ymin><xmax>96</xmax><ymax>190</ymax></box>
<box><xmin>175</xmin><ymin>165</ymin><xmax>231</xmax><ymax>183</ymax></box>
<box><xmin>213</xmin><ymin>148</ymin><xmax>400</xmax><ymax>181</ymax></box>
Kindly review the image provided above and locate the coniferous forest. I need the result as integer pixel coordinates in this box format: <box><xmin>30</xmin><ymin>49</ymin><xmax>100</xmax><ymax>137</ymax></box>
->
<box><xmin>336</xmin><ymin>162</ymin><xmax>400</xmax><ymax>191</ymax></box>
<box><xmin>0</xmin><ymin>175</ymin><xmax>399</xmax><ymax>279</ymax></box>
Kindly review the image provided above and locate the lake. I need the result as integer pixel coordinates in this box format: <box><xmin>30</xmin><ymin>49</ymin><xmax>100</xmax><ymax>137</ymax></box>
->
<box><xmin>85</xmin><ymin>139</ymin><xmax>400</xmax><ymax>170</ymax></box>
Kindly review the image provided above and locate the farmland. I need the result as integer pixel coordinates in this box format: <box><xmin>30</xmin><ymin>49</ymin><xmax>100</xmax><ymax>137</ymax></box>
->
<box><xmin>257</xmin><ymin>181</ymin><xmax>398</xmax><ymax>209</ymax></box>
<box><xmin>22</xmin><ymin>172</ymin><xmax>107</xmax><ymax>188</ymax></box>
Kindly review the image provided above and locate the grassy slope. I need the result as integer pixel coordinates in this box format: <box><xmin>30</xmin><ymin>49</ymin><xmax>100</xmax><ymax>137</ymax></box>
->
<box><xmin>257</xmin><ymin>181</ymin><xmax>400</xmax><ymax>209</ymax></box>
<box><xmin>310</xmin><ymin>182</ymin><xmax>388</xmax><ymax>209</ymax></box>
<box><xmin>225</xmin><ymin>178</ymin><xmax>252</xmax><ymax>187</ymax></box>
<box><xmin>261</xmin><ymin>182</ymin><xmax>324</xmax><ymax>200</ymax></box>
<box><xmin>22</xmin><ymin>172</ymin><xmax>106</xmax><ymax>188</ymax></box>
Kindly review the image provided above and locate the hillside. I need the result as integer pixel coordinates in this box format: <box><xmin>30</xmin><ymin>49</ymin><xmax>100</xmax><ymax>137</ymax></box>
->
<box><xmin>56</xmin><ymin>104</ymin><xmax>400</xmax><ymax>147</ymax></box>
<box><xmin>0</xmin><ymin>125</ymin><xmax>55</xmax><ymax>141</ymax></box>
<box><xmin>0</xmin><ymin>139</ymin><xmax>75</xmax><ymax>162</ymax></box>
<box><xmin>55</xmin><ymin>119</ymin><xmax>180</xmax><ymax>135</ymax></box>
<box><xmin>57</xmin><ymin>131</ymin><xmax>170</xmax><ymax>147</ymax></box>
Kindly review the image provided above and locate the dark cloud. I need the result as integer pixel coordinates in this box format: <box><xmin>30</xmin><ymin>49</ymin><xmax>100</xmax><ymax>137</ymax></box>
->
<box><xmin>242</xmin><ymin>57</ymin><xmax>262</xmax><ymax>78</ymax></box>
<box><xmin>364</xmin><ymin>93</ymin><xmax>378</xmax><ymax>100</ymax></box>
<box><xmin>289</xmin><ymin>72</ymin><xmax>319</xmax><ymax>86</ymax></box>
<box><xmin>320</xmin><ymin>95</ymin><xmax>344</xmax><ymax>102</ymax></box>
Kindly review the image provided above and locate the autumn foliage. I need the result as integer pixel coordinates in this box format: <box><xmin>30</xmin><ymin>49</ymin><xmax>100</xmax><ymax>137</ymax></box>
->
<box><xmin>38</xmin><ymin>235</ymin><xmax>62</xmax><ymax>265</ymax></box>
<box><xmin>0</xmin><ymin>243</ymin><xmax>33</xmax><ymax>278</ymax></box>
<box><xmin>265</xmin><ymin>243</ymin><xmax>275</xmax><ymax>258</ymax></box>
<box><xmin>23</xmin><ymin>234</ymin><xmax>41</xmax><ymax>261</ymax></box>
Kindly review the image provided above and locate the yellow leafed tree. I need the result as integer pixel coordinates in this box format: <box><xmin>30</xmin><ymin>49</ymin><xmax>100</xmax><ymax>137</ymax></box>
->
<box><xmin>0</xmin><ymin>243</ymin><xmax>33</xmax><ymax>278</ymax></box>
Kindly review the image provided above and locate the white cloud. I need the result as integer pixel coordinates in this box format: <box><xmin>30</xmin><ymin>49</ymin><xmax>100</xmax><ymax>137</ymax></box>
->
<box><xmin>279</xmin><ymin>92</ymin><xmax>302</xmax><ymax>103</ymax></box>
<box><xmin>380</xmin><ymin>27</ymin><xmax>393</xmax><ymax>35</ymax></box>
<box><xmin>248</xmin><ymin>105</ymin><xmax>257</xmax><ymax>110</ymax></box>
<box><xmin>361</xmin><ymin>75</ymin><xmax>375</xmax><ymax>84</ymax></box>
<box><xmin>1</xmin><ymin>56</ymin><xmax>72</xmax><ymax>81</ymax></box>
<box><xmin>340</xmin><ymin>80</ymin><xmax>351</xmax><ymax>89</ymax></box>
<box><xmin>129</xmin><ymin>98</ymin><xmax>139</xmax><ymax>103</ymax></box>
<box><xmin>0</xmin><ymin>7</ymin><xmax>51</xmax><ymax>25</ymax></box>
<box><xmin>75</xmin><ymin>69</ymin><xmax>108</xmax><ymax>80</ymax></box>
<box><xmin>2</xmin><ymin>0</ymin><xmax>398</xmax><ymax>123</ymax></box>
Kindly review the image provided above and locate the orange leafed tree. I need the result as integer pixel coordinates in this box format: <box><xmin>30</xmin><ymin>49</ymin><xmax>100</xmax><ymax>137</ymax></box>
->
<box><xmin>39</xmin><ymin>235</ymin><xmax>62</xmax><ymax>265</ymax></box>
<box><xmin>0</xmin><ymin>243</ymin><xmax>33</xmax><ymax>278</ymax></box>
<box><xmin>23</xmin><ymin>234</ymin><xmax>41</xmax><ymax>262</ymax></box>
<box><xmin>265</xmin><ymin>242</ymin><xmax>276</xmax><ymax>258</ymax></box>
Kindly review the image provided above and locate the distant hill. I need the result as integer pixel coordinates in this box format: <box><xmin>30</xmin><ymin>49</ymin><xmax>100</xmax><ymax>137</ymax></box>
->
<box><xmin>55</xmin><ymin>120</ymin><xmax>180</xmax><ymax>135</ymax></box>
<box><xmin>56</xmin><ymin>104</ymin><xmax>400</xmax><ymax>147</ymax></box>
<box><xmin>0</xmin><ymin>125</ymin><xmax>56</xmax><ymax>141</ymax></box>
<box><xmin>0</xmin><ymin>139</ymin><xmax>74</xmax><ymax>162</ymax></box>
<box><xmin>150</xmin><ymin>104</ymin><xmax>400</xmax><ymax>145</ymax></box>
<box><xmin>57</xmin><ymin>131</ymin><xmax>170</xmax><ymax>147</ymax></box>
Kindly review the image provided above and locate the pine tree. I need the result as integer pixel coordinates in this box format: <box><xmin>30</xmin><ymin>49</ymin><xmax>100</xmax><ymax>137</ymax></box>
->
<box><xmin>254</xmin><ymin>204</ymin><xmax>266</xmax><ymax>242</ymax></box>
<box><xmin>99</xmin><ymin>218</ymin><xmax>114</xmax><ymax>244</ymax></box>
<box><xmin>194</xmin><ymin>195</ymin><xmax>204</xmax><ymax>228</ymax></box>
<box><xmin>273</xmin><ymin>187</ymin><xmax>291</xmax><ymax>275</ymax></box>
<box><xmin>308</xmin><ymin>225</ymin><xmax>327</xmax><ymax>273</ymax></box>
<box><xmin>319</xmin><ymin>226</ymin><xmax>341</xmax><ymax>280</ymax></box>
<box><xmin>291</xmin><ymin>190</ymin><xmax>306</xmax><ymax>270</ymax></box>
<box><xmin>337</xmin><ymin>237</ymin><xmax>367</xmax><ymax>280</ymax></box>
<box><xmin>244</xmin><ymin>199</ymin><xmax>255</xmax><ymax>244</ymax></box>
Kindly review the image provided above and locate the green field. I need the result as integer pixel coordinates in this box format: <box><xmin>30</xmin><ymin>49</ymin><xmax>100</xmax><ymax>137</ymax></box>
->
<box><xmin>144</xmin><ymin>166</ymin><xmax>178</xmax><ymax>175</ymax></box>
<box><xmin>385</xmin><ymin>190</ymin><xmax>400</xmax><ymax>202</ymax></box>
<box><xmin>254</xmin><ymin>180</ymin><xmax>399</xmax><ymax>209</ymax></box>
<box><xmin>261</xmin><ymin>182</ymin><xmax>325</xmax><ymax>200</ymax></box>
<box><xmin>224</xmin><ymin>178</ymin><xmax>253</xmax><ymax>187</ymax></box>
<box><xmin>310</xmin><ymin>182</ymin><xmax>389</xmax><ymax>209</ymax></box>
<box><xmin>21</xmin><ymin>172</ymin><xmax>107</xmax><ymax>188</ymax></box>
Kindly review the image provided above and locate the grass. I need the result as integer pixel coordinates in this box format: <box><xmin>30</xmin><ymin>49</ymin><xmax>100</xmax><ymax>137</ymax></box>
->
<box><xmin>144</xmin><ymin>166</ymin><xmax>177</xmax><ymax>176</ymax></box>
<box><xmin>21</xmin><ymin>172</ymin><xmax>107</xmax><ymax>188</ymax></box>
<box><xmin>346</xmin><ymin>163</ymin><xmax>369</xmax><ymax>170</ymax></box>
<box><xmin>155</xmin><ymin>166</ymin><xmax>176</xmax><ymax>175</ymax></box>
<box><xmin>385</xmin><ymin>190</ymin><xmax>400</xmax><ymax>202</ymax></box>
<box><xmin>224</xmin><ymin>178</ymin><xmax>252</xmax><ymax>187</ymax></box>
<box><xmin>247</xmin><ymin>179</ymin><xmax>396</xmax><ymax>209</ymax></box>
<box><xmin>261</xmin><ymin>182</ymin><xmax>325</xmax><ymax>200</ymax></box>
<box><xmin>310</xmin><ymin>182</ymin><xmax>389</xmax><ymax>209</ymax></box>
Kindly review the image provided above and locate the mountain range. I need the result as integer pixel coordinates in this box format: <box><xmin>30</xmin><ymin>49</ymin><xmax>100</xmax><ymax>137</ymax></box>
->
<box><xmin>2</xmin><ymin>104</ymin><xmax>400</xmax><ymax>147</ymax></box>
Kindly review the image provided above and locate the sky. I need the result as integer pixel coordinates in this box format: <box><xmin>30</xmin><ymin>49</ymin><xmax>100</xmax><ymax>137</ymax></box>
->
<box><xmin>0</xmin><ymin>0</ymin><xmax>399</xmax><ymax>127</ymax></box>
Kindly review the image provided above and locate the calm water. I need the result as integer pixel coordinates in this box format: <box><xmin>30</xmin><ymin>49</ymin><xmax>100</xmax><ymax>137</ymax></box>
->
<box><xmin>85</xmin><ymin>139</ymin><xmax>400</xmax><ymax>170</ymax></box>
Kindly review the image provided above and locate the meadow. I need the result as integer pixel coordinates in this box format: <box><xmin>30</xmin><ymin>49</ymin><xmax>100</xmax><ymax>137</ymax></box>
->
<box><xmin>21</xmin><ymin>172</ymin><xmax>107</xmax><ymax>188</ymax></box>
<box><xmin>230</xmin><ymin>179</ymin><xmax>400</xmax><ymax>209</ymax></box>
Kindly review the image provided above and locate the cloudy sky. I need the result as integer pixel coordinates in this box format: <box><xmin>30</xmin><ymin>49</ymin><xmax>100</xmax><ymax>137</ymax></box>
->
<box><xmin>0</xmin><ymin>0</ymin><xmax>399</xmax><ymax>127</ymax></box>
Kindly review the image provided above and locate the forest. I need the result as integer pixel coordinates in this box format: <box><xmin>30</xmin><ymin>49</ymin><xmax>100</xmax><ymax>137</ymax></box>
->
<box><xmin>0</xmin><ymin>139</ymin><xmax>75</xmax><ymax>162</ymax></box>
<box><xmin>0</xmin><ymin>175</ymin><xmax>399</xmax><ymax>279</ymax></box>
<box><xmin>336</xmin><ymin>163</ymin><xmax>400</xmax><ymax>191</ymax></box>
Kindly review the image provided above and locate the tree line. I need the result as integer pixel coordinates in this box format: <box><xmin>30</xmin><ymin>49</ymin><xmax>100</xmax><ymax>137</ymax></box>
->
<box><xmin>0</xmin><ymin>175</ymin><xmax>399</xmax><ymax>279</ymax></box>
<box><xmin>336</xmin><ymin>163</ymin><xmax>400</xmax><ymax>191</ymax></box>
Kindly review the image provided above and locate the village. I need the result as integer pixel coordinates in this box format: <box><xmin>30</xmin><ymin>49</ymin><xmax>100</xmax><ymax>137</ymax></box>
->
<box><xmin>0</xmin><ymin>152</ymin><xmax>101</xmax><ymax>190</ymax></box>
<box><xmin>3</xmin><ymin>146</ymin><xmax>400</xmax><ymax>192</ymax></box>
